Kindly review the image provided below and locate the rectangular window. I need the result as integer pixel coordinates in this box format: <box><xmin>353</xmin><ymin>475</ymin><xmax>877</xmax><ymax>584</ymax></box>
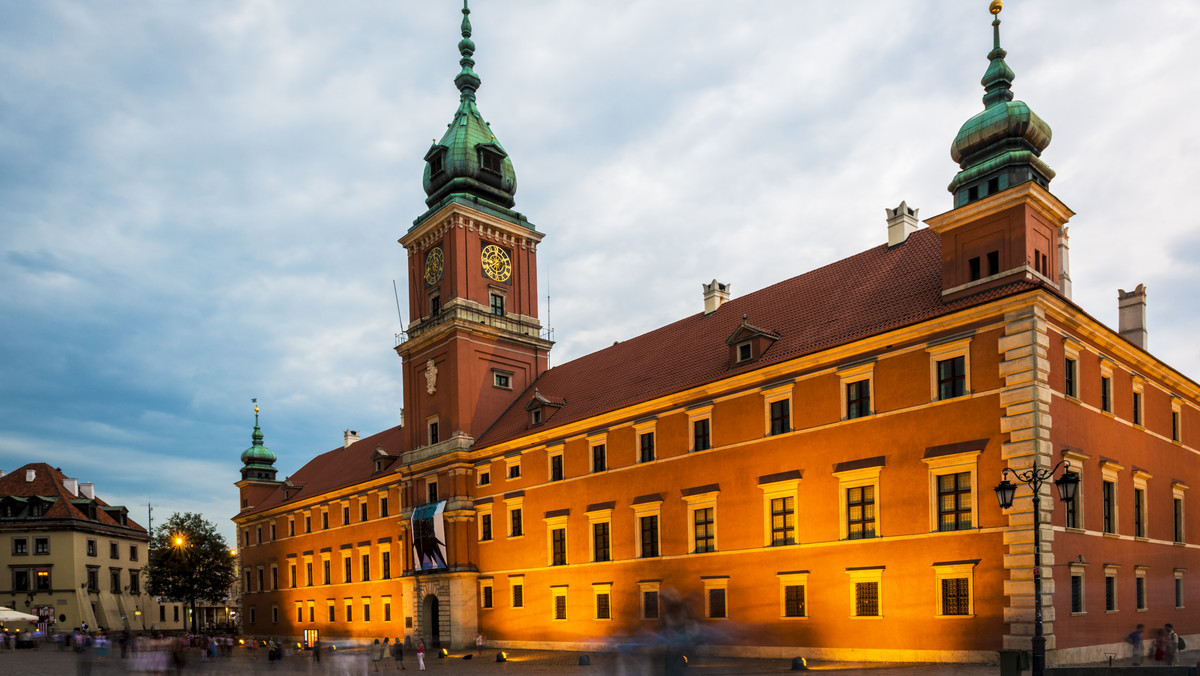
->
<box><xmin>847</xmin><ymin>485</ymin><xmax>876</xmax><ymax>540</ymax></box>
<box><xmin>305</xmin><ymin>516</ymin><xmax>312</xmax><ymax>533</ymax></box>
<box><xmin>429</xmin><ymin>420</ymin><xmax>440</xmax><ymax>445</ymax></box>
<box><xmin>551</xmin><ymin>528</ymin><xmax>567</xmax><ymax>566</ymax></box>
<box><xmin>592</xmin><ymin>445</ymin><xmax>607</xmax><ymax>473</ymax></box>
<box><xmin>937</xmin><ymin>472</ymin><xmax>973</xmax><ymax>531</ymax></box>
<box><xmin>553</xmin><ymin>592</ymin><xmax>567</xmax><ymax>621</ymax></box>
<box><xmin>846</xmin><ymin>379</ymin><xmax>871</xmax><ymax>419</ymax></box>
<box><xmin>1176</xmin><ymin>574</ymin><xmax>1185</xmax><ymax>609</ymax></box>
<box><xmin>380</xmin><ymin>496</ymin><xmax>389</xmax><ymax>518</ymax></box>
<box><xmin>383</xmin><ymin>599</ymin><xmax>391</xmax><ymax>622</ymax></box>
<box><xmin>322</xmin><ymin>512</ymin><xmax>329</xmax><ymax>530</ymax></box>
<box><xmin>1064</xmin><ymin>357</ymin><xmax>1077</xmax><ymax>397</ymax></box>
<box><xmin>363</xmin><ymin>600</ymin><xmax>371</xmax><ymax>622</ymax></box>
<box><xmin>639</xmin><ymin>515</ymin><xmax>659</xmax><ymax>558</ymax></box>
<box><xmin>512</xmin><ymin>583</ymin><xmax>524</xmax><ymax>608</ymax></box>
<box><xmin>1175</xmin><ymin>498</ymin><xmax>1185</xmax><ymax>543</ymax></box>
<box><xmin>1065</xmin><ymin>486</ymin><xmax>1080</xmax><ymax>529</ymax></box>
<box><xmin>941</xmin><ymin>578</ymin><xmax>970</xmax><ymax>616</ymax></box>
<box><xmin>1136</xmin><ymin>576</ymin><xmax>1147</xmax><ymax>611</ymax></box>
<box><xmin>290</xmin><ymin>564</ymin><xmax>297</xmax><ymax>588</ymax></box>
<box><xmin>129</xmin><ymin>570</ymin><xmax>140</xmax><ymax>594</ymax></box>
<box><xmin>87</xmin><ymin>539</ymin><xmax>96</xmax><ymax>556</ymax></box>
<box><xmin>306</xmin><ymin>562</ymin><xmax>313</xmax><ymax>587</ymax></box>
<box><xmin>596</xmin><ymin>592</ymin><xmax>611</xmax><ymax>620</ymax></box>
<box><xmin>344</xmin><ymin>557</ymin><xmax>352</xmax><ymax>583</ymax></box>
<box><xmin>507</xmin><ymin>463</ymin><xmax>521</xmax><ymax>479</ymax></box>
<box><xmin>130</xmin><ymin>545</ymin><xmax>138</xmax><ymax>561</ymax></box>
<box><xmin>323</xmin><ymin>559</ymin><xmax>331</xmax><ymax>585</ymax></box>
<box><xmin>771</xmin><ymin>497</ymin><xmax>795</xmax><ymax>546</ymax></box>
<box><xmin>1173</xmin><ymin>410</ymin><xmax>1182</xmax><ymax>442</ymax></box>
<box><xmin>31</xmin><ymin>538</ymin><xmax>50</xmax><ymax>555</ymax></box>
<box><xmin>256</xmin><ymin>527</ymin><xmax>262</xmax><ymax>545</ymax></box>
<box><xmin>643</xmin><ymin>590</ymin><xmax>659</xmax><ymax>619</ymax></box>
<box><xmin>107</xmin><ymin>541</ymin><xmax>116</xmax><ymax>558</ymax></box>
<box><xmin>550</xmin><ymin>454</ymin><xmax>564</xmax><ymax>482</ymax></box>
<box><xmin>481</xmin><ymin>514</ymin><xmax>493</xmax><ymax>541</ymax></box>
<box><xmin>1132</xmin><ymin>391</ymin><xmax>1142</xmax><ymax>425</ymax></box>
<box><xmin>855</xmin><ymin>581</ymin><xmax>880</xmax><ymax>617</ymax></box>
<box><xmin>769</xmin><ymin>399</ymin><xmax>790</xmax><ymax>435</ymax></box>
<box><xmin>693</xmin><ymin>418</ymin><xmax>711</xmax><ymax>452</ymax></box>
<box><xmin>1105</xmin><ymin>574</ymin><xmax>1117</xmax><ymax>611</ymax></box>
<box><xmin>1103</xmin><ymin>481</ymin><xmax>1116</xmax><ymax>534</ymax></box>
<box><xmin>1101</xmin><ymin>376</ymin><xmax>1112</xmax><ymax>412</ymax></box>
<box><xmin>482</xmin><ymin>584</ymin><xmax>493</xmax><ymax>609</ymax></box>
<box><xmin>270</xmin><ymin>523</ymin><xmax>276</xmax><ymax>540</ymax></box>
<box><xmin>592</xmin><ymin>522</ymin><xmax>611</xmax><ymax>562</ymax></box>
<box><xmin>12</xmin><ymin>538</ymin><xmax>27</xmax><ymax>555</ymax></box>
<box><xmin>328</xmin><ymin>604</ymin><xmax>335</xmax><ymax>622</ymax></box>
<box><xmin>639</xmin><ymin>432</ymin><xmax>655</xmax><ymax>463</ymax></box>
<box><xmin>12</xmin><ymin>570</ymin><xmax>30</xmax><ymax>591</ymax></box>
<box><xmin>362</xmin><ymin>554</ymin><xmax>370</xmax><ymax>582</ymax></box>
<box><xmin>1071</xmin><ymin>574</ymin><xmax>1084</xmax><ymax>613</ymax></box>
<box><xmin>511</xmin><ymin>508</ymin><xmax>523</xmax><ymax>537</ymax></box>
<box><xmin>1134</xmin><ymin>488</ymin><xmax>1146</xmax><ymax>538</ymax></box>
<box><xmin>707</xmin><ymin>588</ymin><xmax>727</xmax><ymax>619</ymax></box>
<box><xmin>289</xmin><ymin>519</ymin><xmax>296</xmax><ymax>537</ymax></box>
<box><xmin>693</xmin><ymin>508</ymin><xmax>715</xmax><ymax>553</ymax></box>
<box><xmin>494</xmin><ymin>371</ymin><xmax>511</xmax><ymax>389</ymax></box>
<box><xmin>345</xmin><ymin>601</ymin><xmax>355</xmax><ymax>623</ymax></box>
<box><xmin>271</xmin><ymin>606</ymin><xmax>279</xmax><ymax>624</ymax></box>
<box><xmin>784</xmin><ymin>585</ymin><xmax>806</xmax><ymax>618</ymax></box>
<box><xmin>271</xmin><ymin>566</ymin><xmax>278</xmax><ymax>589</ymax></box>
<box><xmin>478</xmin><ymin>470</ymin><xmax>490</xmax><ymax>486</ymax></box>
<box><xmin>382</xmin><ymin>551</ymin><xmax>391</xmax><ymax>579</ymax></box>
<box><xmin>937</xmin><ymin>356</ymin><xmax>966</xmax><ymax>400</ymax></box>
<box><xmin>427</xmin><ymin>481</ymin><xmax>438</xmax><ymax>504</ymax></box>
<box><xmin>490</xmin><ymin>293</ymin><xmax>505</xmax><ymax>316</ymax></box>
<box><xmin>361</xmin><ymin>503</ymin><xmax>368</xmax><ymax>522</ymax></box>
<box><xmin>110</xmin><ymin>569</ymin><xmax>121</xmax><ymax>594</ymax></box>
<box><xmin>86</xmin><ymin>568</ymin><xmax>98</xmax><ymax>593</ymax></box>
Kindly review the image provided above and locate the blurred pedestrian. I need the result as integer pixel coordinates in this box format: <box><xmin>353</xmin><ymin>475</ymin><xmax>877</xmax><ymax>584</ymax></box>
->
<box><xmin>1126</xmin><ymin>624</ymin><xmax>1145</xmax><ymax>665</ymax></box>
<box><xmin>417</xmin><ymin>639</ymin><xmax>425</xmax><ymax>671</ymax></box>
<box><xmin>392</xmin><ymin>636</ymin><xmax>405</xmax><ymax>670</ymax></box>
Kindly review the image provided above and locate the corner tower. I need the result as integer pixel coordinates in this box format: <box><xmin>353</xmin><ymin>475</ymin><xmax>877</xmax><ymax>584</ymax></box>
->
<box><xmin>236</xmin><ymin>404</ymin><xmax>280</xmax><ymax>512</ymax></box>
<box><xmin>396</xmin><ymin>1</ymin><xmax>552</xmax><ymax>453</ymax></box>
<box><xmin>926</xmin><ymin>1</ymin><xmax>1074</xmax><ymax>302</ymax></box>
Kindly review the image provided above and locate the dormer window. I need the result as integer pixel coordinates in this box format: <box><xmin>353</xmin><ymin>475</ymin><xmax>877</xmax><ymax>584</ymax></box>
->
<box><xmin>424</xmin><ymin>145</ymin><xmax>448</xmax><ymax>178</ymax></box>
<box><xmin>480</xmin><ymin>148</ymin><xmax>503</xmax><ymax>174</ymax></box>
<box><xmin>737</xmin><ymin>342</ymin><xmax>752</xmax><ymax>363</ymax></box>
<box><xmin>531</xmin><ymin>409</ymin><xmax>543</xmax><ymax>425</ymax></box>
<box><xmin>524</xmin><ymin>388</ymin><xmax>564</xmax><ymax>428</ymax></box>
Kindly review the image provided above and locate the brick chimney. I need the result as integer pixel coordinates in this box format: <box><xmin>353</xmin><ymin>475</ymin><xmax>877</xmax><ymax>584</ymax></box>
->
<box><xmin>702</xmin><ymin>280</ymin><xmax>731</xmax><ymax>315</ymax></box>
<box><xmin>886</xmin><ymin>201</ymin><xmax>919</xmax><ymax>247</ymax></box>
<box><xmin>344</xmin><ymin>430</ymin><xmax>360</xmax><ymax>448</ymax></box>
<box><xmin>1118</xmin><ymin>284</ymin><xmax>1148</xmax><ymax>350</ymax></box>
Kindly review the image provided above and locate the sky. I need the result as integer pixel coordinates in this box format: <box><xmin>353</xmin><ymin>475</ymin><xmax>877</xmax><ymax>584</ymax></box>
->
<box><xmin>2</xmin><ymin>1</ymin><xmax>1199</xmax><ymax>545</ymax></box>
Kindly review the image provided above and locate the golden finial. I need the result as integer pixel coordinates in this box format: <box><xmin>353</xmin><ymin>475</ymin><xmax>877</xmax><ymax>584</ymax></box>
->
<box><xmin>989</xmin><ymin>0</ymin><xmax>1003</xmax><ymax>15</ymax></box>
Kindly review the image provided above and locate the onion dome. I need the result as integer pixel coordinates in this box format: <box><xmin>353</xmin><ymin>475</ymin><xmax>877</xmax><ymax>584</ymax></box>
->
<box><xmin>948</xmin><ymin>1</ymin><xmax>1054</xmax><ymax>208</ymax></box>
<box><xmin>240</xmin><ymin>407</ymin><xmax>277</xmax><ymax>480</ymax></box>
<box><xmin>422</xmin><ymin>0</ymin><xmax>518</xmax><ymax>210</ymax></box>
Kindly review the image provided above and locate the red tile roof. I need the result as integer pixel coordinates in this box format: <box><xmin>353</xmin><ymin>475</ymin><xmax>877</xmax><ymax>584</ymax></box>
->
<box><xmin>474</xmin><ymin>227</ymin><xmax>1041</xmax><ymax>448</ymax></box>
<box><xmin>0</xmin><ymin>462</ymin><xmax>146</xmax><ymax>534</ymax></box>
<box><xmin>244</xmin><ymin>426</ymin><xmax>406</xmax><ymax>515</ymax></box>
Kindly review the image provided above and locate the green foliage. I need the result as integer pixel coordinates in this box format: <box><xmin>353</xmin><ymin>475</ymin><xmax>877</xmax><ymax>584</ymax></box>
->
<box><xmin>144</xmin><ymin>512</ymin><xmax>236</xmax><ymax>609</ymax></box>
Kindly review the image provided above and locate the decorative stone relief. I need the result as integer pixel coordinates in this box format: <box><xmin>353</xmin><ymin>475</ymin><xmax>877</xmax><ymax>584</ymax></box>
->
<box><xmin>425</xmin><ymin>359</ymin><xmax>438</xmax><ymax>395</ymax></box>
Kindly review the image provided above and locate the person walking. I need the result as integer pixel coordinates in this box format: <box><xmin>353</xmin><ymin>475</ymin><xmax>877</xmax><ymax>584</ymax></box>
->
<box><xmin>475</xmin><ymin>632</ymin><xmax>484</xmax><ymax>656</ymax></box>
<box><xmin>392</xmin><ymin>637</ymin><xmax>405</xmax><ymax>670</ymax></box>
<box><xmin>1166</xmin><ymin>623</ymin><xmax>1180</xmax><ymax>666</ymax></box>
<box><xmin>1126</xmin><ymin>624</ymin><xmax>1145</xmax><ymax>665</ymax></box>
<box><xmin>417</xmin><ymin>639</ymin><xmax>425</xmax><ymax>671</ymax></box>
<box><xmin>373</xmin><ymin>638</ymin><xmax>384</xmax><ymax>671</ymax></box>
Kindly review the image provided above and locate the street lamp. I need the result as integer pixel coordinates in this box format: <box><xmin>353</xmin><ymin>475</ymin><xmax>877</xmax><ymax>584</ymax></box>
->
<box><xmin>994</xmin><ymin>459</ymin><xmax>1078</xmax><ymax>676</ymax></box>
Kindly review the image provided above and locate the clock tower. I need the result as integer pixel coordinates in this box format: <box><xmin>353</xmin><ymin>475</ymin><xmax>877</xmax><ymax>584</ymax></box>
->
<box><xmin>396</xmin><ymin>1</ymin><xmax>552</xmax><ymax>454</ymax></box>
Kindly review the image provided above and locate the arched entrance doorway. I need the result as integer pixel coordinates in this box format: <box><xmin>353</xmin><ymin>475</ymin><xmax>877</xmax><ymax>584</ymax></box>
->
<box><xmin>422</xmin><ymin>594</ymin><xmax>441</xmax><ymax>649</ymax></box>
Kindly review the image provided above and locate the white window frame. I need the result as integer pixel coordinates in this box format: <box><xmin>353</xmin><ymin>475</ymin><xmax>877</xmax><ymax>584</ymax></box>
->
<box><xmin>838</xmin><ymin>361</ymin><xmax>875</xmax><ymax>420</ymax></box>
<box><xmin>688</xmin><ymin>405</ymin><xmax>714</xmax><ymax>452</ymax></box>
<box><xmin>631</xmin><ymin>498</ymin><xmax>663</xmax><ymax>559</ymax></box>
<box><xmin>927</xmin><ymin>337</ymin><xmax>972</xmax><ymax>402</ymax></box>
<box><xmin>1099</xmin><ymin>359</ymin><xmax>1115</xmax><ymax>414</ymax></box>
<box><xmin>593</xmin><ymin>582</ymin><xmax>613</xmax><ymax>621</ymax></box>
<box><xmin>834</xmin><ymin>464</ymin><xmax>883</xmax><ymax>540</ymax></box>
<box><xmin>1063</xmin><ymin>337</ymin><xmax>1082</xmax><ymax>399</ymax></box>
<box><xmin>1104</xmin><ymin>564</ymin><xmax>1119</xmax><ymax>613</ymax></box>
<box><xmin>778</xmin><ymin>571</ymin><xmax>809</xmax><ymax>620</ymax></box>
<box><xmin>638</xmin><ymin>580</ymin><xmax>661</xmax><ymax>620</ymax></box>
<box><xmin>505</xmin><ymin>455</ymin><xmax>522</xmax><ymax>481</ymax></box>
<box><xmin>760</xmin><ymin>474</ymin><xmax>801</xmax><ymax>547</ymax></box>
<box><xmin>510</xmin><ymin>575</ymin><xmax>524</xmax><ymax>608</ymax></box>
<box><xmin>1101</xmin><ymin>460</ymin><xmax>1123</xmax><ymax>536</ymax></box>
<box><xmin>505</xmin><ymin>495</ymin><xmax>525</xmax><ymax>539</ymax></box>
<box><xmin>1173</xmin><ymin>482</ymin><xmax>1188</xmax><ymax>544</ymax></box>
<box><xmin>1069</xmin><ymin>561</ymin><xmax>1087</xmax><ymax>615</ymax></box>
<box><xmin>923</xmin><ymin>451</ymin><xmax>980</xmax><ymax>533</ymax></box>
<box><xmin>847</xmin><ymin>567</ymin><xmax>884</xmax><ymax>618</ymax></box>
<box><xmin>703</xmin><ymin>577</ymin><xmax>729</xmax><ymax>620</ymax></box>
<box><xmin>477</xmin><ymin>503</ymin><xmax>494</xmax><ymax>542</ymax></box>
<box><xmin>492</xmin><ymin>369</ymin><xmax>513</xmax><ymax>390</ymax></box>
<box><xmin>1132</xmin><ymin>469</ymin><xmax>1151</xmax><ymax>540</ymax></box>
<box><xmin>634</xmin><ymin>420</ymin><xmax>656</xmax><ymax>463</ymax></box>
<box><xmin>933</xmin><ymin>561</ymin><xmax>976</xmax><ymax>618</ymax></box>
<box><xmin>761</xmin><ymin>382</ymin><xmax>793</xmax><ymax>437</ymax></box>
<box><xmin>1135</xmin><ymin>566</ymin><xmax>1148</xmax><ymax>612</ymax></box>
<box><xmin>545</xmin><ymin>513</ymin><xmax>569</xmax><ymax>567</ymax></box>
<box><xmin>547</xmin><ymin>445</ymin><xmax>565</xmax><ymax>482</ymax></box>
<box><xmin>683</xmin><ymin>488</ymin><xmax>719</xmax><ymax>554</ymax></box>
<box><xmin>586</xmin><ymin>507</ymin><xmax>613</xmax><ymax>563</ymax></box>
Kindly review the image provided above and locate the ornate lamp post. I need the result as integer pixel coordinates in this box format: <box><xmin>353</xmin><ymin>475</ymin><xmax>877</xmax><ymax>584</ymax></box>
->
<box><xmin>994</xmin><ymin>460</ymin><xmax>1079</xmax><ymax>676</ymax></box>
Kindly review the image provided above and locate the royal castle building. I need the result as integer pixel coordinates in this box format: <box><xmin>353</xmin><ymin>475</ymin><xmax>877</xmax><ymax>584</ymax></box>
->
<box><xmin>233</xmin><ymin>3</ymin><xmax>1198</xmax><ymax>664</ymax></box>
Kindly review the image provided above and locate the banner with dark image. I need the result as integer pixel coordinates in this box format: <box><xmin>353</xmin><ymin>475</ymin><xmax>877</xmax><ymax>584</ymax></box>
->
<box><xmin>411</xmin><ymin>500</ymin><xmax>448</xmax><ymax>571</ymax></box>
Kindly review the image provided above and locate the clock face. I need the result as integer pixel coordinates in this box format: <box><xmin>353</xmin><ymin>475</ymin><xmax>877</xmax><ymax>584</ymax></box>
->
<box><xmin>480</xmin><ymin>244</ymin><xmax>511</xmax><ymax>282</ymax></box>
<box><xmin>424</xmin><ymin>246</ymin><xmax>444</xmax><ymax>285</ymax></box>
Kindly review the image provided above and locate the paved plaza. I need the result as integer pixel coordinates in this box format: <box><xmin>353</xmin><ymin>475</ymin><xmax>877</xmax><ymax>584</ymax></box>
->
<box><xmin>2</xmin><ymin>643</ymin><xmax>1198</xmax><ymax>676</ymax></box>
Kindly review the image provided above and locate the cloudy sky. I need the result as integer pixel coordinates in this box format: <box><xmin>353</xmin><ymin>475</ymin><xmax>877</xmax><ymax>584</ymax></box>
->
<box><xmin>3</xmin><ymin>1</ymin><xmax>1198</xmax><ymax>544</ymax></box>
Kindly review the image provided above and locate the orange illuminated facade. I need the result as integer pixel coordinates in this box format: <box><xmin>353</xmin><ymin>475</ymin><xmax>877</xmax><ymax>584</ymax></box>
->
<box><xmin>233</xmin><ymin>4</ymin><xmax>1199</xmax><ymax>664</ymax></box>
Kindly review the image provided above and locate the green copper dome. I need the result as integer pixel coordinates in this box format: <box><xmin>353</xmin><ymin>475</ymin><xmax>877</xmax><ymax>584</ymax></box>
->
<box><xmin>422</xmin><ymin>0</ymin><xmax>518</xmax><ymax>210</ymax></box>
<box><xmin>948</xmin><ymin>6</ymin><xmax>1054</xmax><ymax>207</ymax></box>
<box><xmin>240</xmin><ymin>411</ymin><xmax>276</xmax><ymax>468</ymax></box>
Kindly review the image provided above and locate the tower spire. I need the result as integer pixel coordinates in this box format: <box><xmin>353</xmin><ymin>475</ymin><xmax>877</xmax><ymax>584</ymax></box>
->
<box><xmin>981</xmin><ymin>0</ymin><xmax>1015</xmax><ymax>109</ymax></box>
<box><xmin>454</xmin><ymin>0</ymin><xmax>480</xmax><ymax>105</ymax></box>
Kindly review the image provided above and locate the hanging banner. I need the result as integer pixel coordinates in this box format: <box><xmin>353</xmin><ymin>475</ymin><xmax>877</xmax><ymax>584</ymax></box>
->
<box><xmin>411</xmin><ymin>500</ymin><xmax>448</xmax><ymax>571</ymax></box>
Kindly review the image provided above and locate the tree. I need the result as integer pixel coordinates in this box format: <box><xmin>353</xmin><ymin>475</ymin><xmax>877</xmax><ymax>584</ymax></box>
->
<box><xmin>144</xmin><ymin>512</ymin><xmax>236</xmax><ymax>634</ymax></box>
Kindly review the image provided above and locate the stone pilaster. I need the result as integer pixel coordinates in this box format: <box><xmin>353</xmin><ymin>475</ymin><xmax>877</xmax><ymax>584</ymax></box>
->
<box><xmin>998</xmin><ymin>304</ymin><xmax>1057</xmax><ymax>650</ymax></box>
